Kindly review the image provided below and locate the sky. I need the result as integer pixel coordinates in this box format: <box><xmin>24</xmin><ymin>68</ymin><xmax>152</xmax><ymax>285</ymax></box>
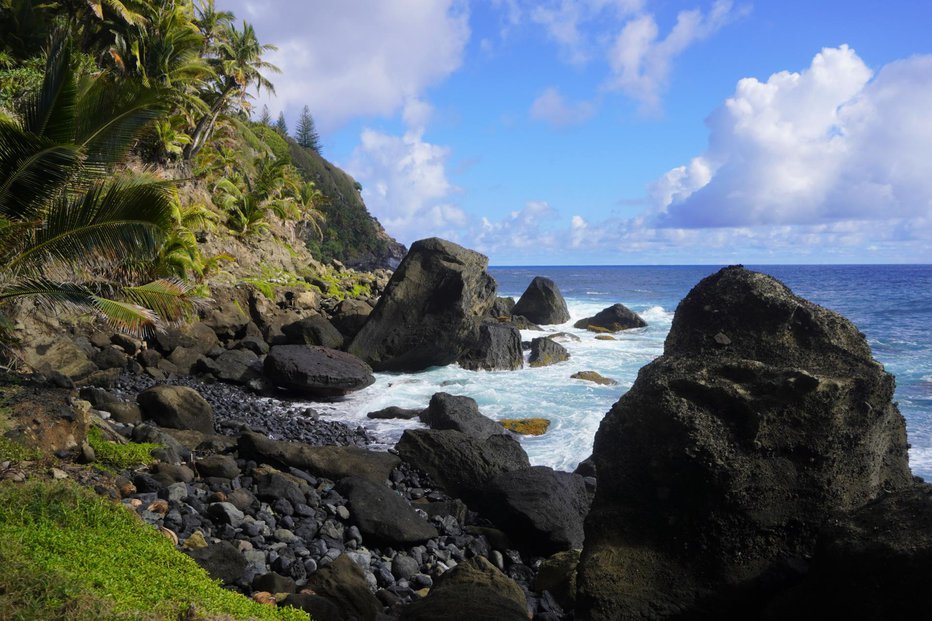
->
<box><xmin>219</xmin><ymin>0</ymin><xmax>932</xmax><ymax>265</ymax></box>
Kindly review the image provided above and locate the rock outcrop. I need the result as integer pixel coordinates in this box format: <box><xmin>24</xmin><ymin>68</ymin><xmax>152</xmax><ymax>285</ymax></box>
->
<box><xmin>263</xmin><ymin>345</ymin><xmax>374</xmax><ymax>397</ymax></box>
<box><xmin>137</xmin><ymin>385</ymin><xmax>215</xmax><ymax>434</ymax></box>
<box><xmin>573</xmin><ymin>303</ymin><xmax>646</xmax><ymax>332</ymax></box>
<box><xmin>529</xmin><ymin>337</ymin><xmax>570</xmax><ymax>367</ymax></box>
<box><xmin>577</xmin><ymin>266</ymin><xmax>913</xmax><ymax>619</ymax></box>
<box><xmin>419</xmin><ymin>392</ymin><xmax>505</xmax><ymax>439</ymax></box>
<box><xmin>347</xmin><ymin>238</ymin><xmax>497</xmax><ymax>372</ymax></box>
<box><xmin>512</xmin><ymin>277</ymin><xmax>570</xmax><ymax>325</ymax></box>
<box><xmin>456</xmin><ymin>321</ymin><xmax>523</xmax><ymax>371</ymax></box>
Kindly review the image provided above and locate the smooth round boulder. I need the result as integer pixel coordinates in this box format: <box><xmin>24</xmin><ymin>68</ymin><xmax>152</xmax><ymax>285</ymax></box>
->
<box><xmin>263</xmin><ymin>345</ymin><xmax>374</xmax><ymax>397</ymax></box>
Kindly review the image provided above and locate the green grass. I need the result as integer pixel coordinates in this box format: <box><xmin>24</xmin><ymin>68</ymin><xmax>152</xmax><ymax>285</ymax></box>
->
<box><xmin>87</xmin><ymin>428</ymin><xmax>160</xmax><ymax>470</ymax></box>
<box><xmin>0</xmin><ymin>435</ymin><xmax>42</xmax><ymax>461</ymax></box>
<box><xmin>0</xmin><ymin>480</ymin><xmax>308</xmax><ymax>621</ymax></box>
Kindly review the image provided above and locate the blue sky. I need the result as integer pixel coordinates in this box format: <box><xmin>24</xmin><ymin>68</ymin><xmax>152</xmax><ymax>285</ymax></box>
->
<box><xmin>221</xmin><ymin>1</ymin><xmax>932</xmax><ymax>265</ymax></box>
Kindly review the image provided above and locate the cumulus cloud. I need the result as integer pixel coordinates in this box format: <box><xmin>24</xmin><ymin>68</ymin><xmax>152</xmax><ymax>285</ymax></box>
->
<box><xmin>345</xmin><ymin>101</ymin><xmax>467</xmax><ymax>245</ymax></box>
<box><xmin>472</xmin><ymin>201</ymin><xmax>562</xmax><ymax>255</ymax></box>
<box><xmin>653</xmin><ymin>46</ymin><xmax>932</xmax><ymax>229</ymax></box>
<box><xmin>219</xmin><ymin>0</ymin><xmax>469</xmax><ymax>131</ymax></box>
<box><xmin>530</xmin><ymin>88</ymin><xmax>597</xmax><ymax>126</ymax></box>
<box><xmin>605</xmin><ymin>0</ymin><xmax>741</xmax><ymax>111</ymax></box>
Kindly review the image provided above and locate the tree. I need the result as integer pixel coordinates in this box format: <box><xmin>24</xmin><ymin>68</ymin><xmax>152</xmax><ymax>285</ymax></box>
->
<box><xmin>0</xmin><ymin>39</ymin><xmax>193</xmax><ymax>334</ymax></box>
<box><xmin>274</xmin><ymin>111</ymin><xmax>287</xmax><ymax>136</ymax></box>
<box><xmin>183</xmin><ymin>20</ymin><xmax>279</xmax><ymax>160</ymax></box>
<box><xmin>258</xmin><ymin>104</ymin><xmax>271</xmax><ymax>125</ymax></box>
<box><xmin>295</xmin><ymin>105</ymin><xmax>320</xmax><ymax>151</ymax></box>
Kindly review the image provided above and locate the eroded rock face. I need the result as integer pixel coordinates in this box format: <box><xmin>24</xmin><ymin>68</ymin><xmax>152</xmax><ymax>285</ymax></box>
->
<box><xmin>457</xmin><ymin>321</ymin><xmax>523</xmax><ymax>371</ymax></box>
<box><xmin>512</xmin><ymin>277</ymin><xmax>570</xmax><ymax>325</ymax></box>
<box><xmin>347</xmin><ymin>238</ymin><xmax>497</xmax><ymax>372</ymax></box>
<box><xmin>577</xmin><ymin>266</ymin><xmax>913</xmax><ymax>620</ymax></box>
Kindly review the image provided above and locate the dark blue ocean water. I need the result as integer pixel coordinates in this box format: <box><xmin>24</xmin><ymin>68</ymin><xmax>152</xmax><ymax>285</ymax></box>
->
<box><xmin>490</xmin><ymin>265</ymin><xmax>932</xmax><ymax>480</ymax></box>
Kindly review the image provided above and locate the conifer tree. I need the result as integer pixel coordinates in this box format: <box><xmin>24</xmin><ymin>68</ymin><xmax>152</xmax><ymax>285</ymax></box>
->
<box><xmin>295</xmin><ymin>105</ymin><xmax>321</xmax><ymax>151</ymax></box>
<box><xmin>258</xmin><ymin>104</ymin><xmax>271</xmax><ymax>125</ymax></box>
<box><xmin>274</xmin><ymin>111</ymin><xmax>287</xmax><ymax>136</ymax></box>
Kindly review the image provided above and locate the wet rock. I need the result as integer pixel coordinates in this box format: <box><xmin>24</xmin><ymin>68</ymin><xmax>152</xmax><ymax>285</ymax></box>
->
<box><xmin>367</xmin><ymin>406</ymin><xmax>423</xmax><ymax>420</ymax></box>
<box><xmin>457</xmin><ymin>321</ymin><xmax>523</xmax><ymax>371</ymax></box>
<box><xmin>338</xmin><ymin>476</ymin><xmax>438</xmax><ymax>545</ymax></box>
<box><xmin>420</xmin><ymin>392</ymin><xmax>504</xmax><ymax>439</ymax></box>
<box><xmin>264</xmin><ymin>345</ymin><xmax>374</xmax><ymax>397</ymax></box>
<box><xmin>571</xmin><ymin>370</ymin><xmax>618</xmax><ymax>385</ymax></box>
<box><xmin>499</xmin><ymin>418</ymin><xmax>550</xmax><ymax>435</ymax></box>
<box><xmin>528</xmin><ymin>337</ymin><xmax>569</xmax><ymax>368</ymax></box>
<box><xmin>137</xmin><ymin>385</ymin><xmax>215</xmax><ymax>434</ymax></box>
<box><xmin>574</xmin><ymin>303</ymin><xmax>646</xmax><ymax>332</ymax></box>
<box><xmin>578</xmin><ymin>266</ymin><xmax>913</xmax><ymax>620</ymax></box>
<box><xmin>512</xmin><ymin>276</ymin><xmax>570</xmax><ymax>325</ymax></box>
<box><xmin>347</xmin><ymin>237</ymin><xmax>497</xmax><ymax>372</ymax></box>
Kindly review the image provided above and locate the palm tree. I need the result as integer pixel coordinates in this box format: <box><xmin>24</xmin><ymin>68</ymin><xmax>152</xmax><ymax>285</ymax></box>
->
<box><xmin>184</xmin><ymin>20</ymin><xmax>279</xmax><ymax>160</ymax></box>
<box><xmin>0</xmin><ymin>38</ymin><xmax>193</xmax><ymax>334</ymax></box>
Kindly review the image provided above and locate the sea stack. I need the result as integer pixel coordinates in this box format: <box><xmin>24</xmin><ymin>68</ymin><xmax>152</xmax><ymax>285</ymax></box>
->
<box><xmin>577</xmin><ymin>265</ymin><xmax>913</xmax><ymax>619</ymax></box>
<box><xmin>512</xmin><ymin>276</ymin><xmax>571</xmax><ymax>325</ymax></box>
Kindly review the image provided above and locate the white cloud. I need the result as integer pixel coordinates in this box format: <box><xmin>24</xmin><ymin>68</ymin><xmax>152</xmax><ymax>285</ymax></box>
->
<box><xmin>605</xmin><ymin>0</ymin><xmax>740</xmax><ymax>111</ymax></box>
<box><xmin>472</xmin><ymin>201</ymin><xmax>562</xmax><ymax>255</ymax></box>
<box><xmin>345</xmin><ymin>115</ymin><xmax>466</xmax><ymax>245</ymax></box>
<box><xmin>220</xmin><ymin>0</ymin><xmax>469</xmax><ymax>132</ymax></box>
<box><xmin>653</xmin><ymin>46</ymin><xmax>932</xmax><ymax>229</ymax></box>
<box><xmin>530</xmin><ymin>88</ymin><xmax>597</xmax><ymax>126</ymax></box>
<box><xmin>528</xmin><ymin>0</ymin><xmax>644</xmax><ymax>65</ymax></box>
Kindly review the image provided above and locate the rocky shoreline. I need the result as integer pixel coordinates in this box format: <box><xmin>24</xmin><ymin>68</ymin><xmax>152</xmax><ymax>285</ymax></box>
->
<box><xmin>4</xmin><ymin>238</ymin><xmax>931</xmax><ymax>620</ymax></box>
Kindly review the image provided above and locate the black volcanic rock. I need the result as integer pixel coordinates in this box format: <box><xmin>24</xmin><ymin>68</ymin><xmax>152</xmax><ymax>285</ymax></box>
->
<box><xmin>337</xmin><ymin>476</ymin><xmax>438</xmax><ymax>545</ymax></box>
<box><xmin>574</xmin><ymin>303</ymin><xmax>646</xmax><ymax>332</ymax></box>
<box><xmin>512</xmin><ymin>276</ymin><xmax>570</xmax><ymax>325</ymax></box>
<box><xmin>577</xmin><ymin>265</ymin><xmax>913</xmax><ymax>620</ymax></box>
<box><xmin>528</xmin><ymin>337</ymin><xmax>569</xmax><ymax>367</ymax></box>
<box><xmin>263</xmin><ymin>344</ymin><xmax>374</xmax><ymax>397</ymax></box>
<box><xmin>420</xmin><ymin>392</ymin><xmax>505</xmax><ymax>439</ymax></box>
<box><xmin>396</xmin><ymin>429</ymin><xmax>529</xmax><ymax>500</ymax></box>
<box><xmin>347</xmin><ymin>237</ymin><xmax>497</xmax><ymax>371</ymax></box>
<box><xmin>137</xmin><ymin>385</ymin><xmax>215</xmax><ymax>434</ymax></box>
<box><xmin>280</xmin><ymin>314</ymin><xmax>344</xmax><ymax>349</ymax></box>
<box><xmin>457</xmin><ymin>321</ymin><xmax>523</xmax><ymax>371</ymax></box>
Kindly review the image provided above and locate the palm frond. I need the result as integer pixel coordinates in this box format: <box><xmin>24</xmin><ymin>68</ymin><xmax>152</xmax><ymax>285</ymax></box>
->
<box><xmin>21</xmin><ymin>36</ymin><xmax>76</xmax><ymax>144</ymax></box>
<box><xmin>122</xmin><ymin>278</ymin><xmax>198</xmax><ymax>323</ymax></box>
<box><xmin>6</xmin><ymin>176</ymin><xmax>174</xmax><ymax>275</ymax></box>
<box><xmin>0</xmin><ymin>123</ymin><xmax>81</xmax><ymax>217</ymax></box>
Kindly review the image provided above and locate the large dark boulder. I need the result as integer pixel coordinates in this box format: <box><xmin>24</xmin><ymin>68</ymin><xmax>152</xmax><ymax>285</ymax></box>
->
<box><xmin>457</xmin><ymin>321</ymin><xmax>523</xmax><ymax>371</ymax></box>
<box><xmin>337</xmin><ymin>476</ymin><xmax>438</xmax><ymax>545</ymax></box>
<box><xmin>328</xmin><ymin>298</ymin><xmax>373</xmax><ymax>341</ymax></box>
<box><xmin>512</xmin><ymin>276</ymin><xmax>570</xmax><ymax>325</ymax></box>
<box><xmin>483</xmin><ymin>466</ymin><xmax>592</xmax><ymax>556</ymax></box>
<box><xmin>238</xmin><ymin>431</ymin><xmax>399</xmax><ymax>484</ymax></box>
<box><xmin>197</xmin><ymin>349</ymin><xmax>261</xmax><ymax>384</ymax></box>
<box><xmin>762</xmin><ymin>484</ymin><xmax>932</xmax><ymax>619</ymax></box>
<box><xmin>347</xmin><ymin>237</ymin><xmax>497</xmax><ymax>371</ymax></box>
<box><xmin>400</xmin><ymin>556</ymin><xmax>528</xmax><ymax>621</ymax></box>
<box><xmin>136</xmin><ymin>385</ymin><xmax>215</xmax><ymax>434</ymax></box>
<box><xmin>420</xmin><ymin>392</ymin><xmax>504</xmax><ymax>439</ymax></box>
<box><xmin>528</xmin><ymin>336</ymin><xmax>569</xmax><ymax>367</ymax></box>
<box><xmin>488</xmin><ymin>296</ymin><xmax>516</xmax><ymax>318</ymax></box>
<box><xmin>577</xmin><ymin>266</ymin><xmax>913</xmax><ymax>620</ymax></box>
<box><xmin>263</xmin><ymin>344</ymin><xmax>374</xmax><ymax>397</ymax></box>
<box><xmin>281</xmin><ymin>314</ymin><xmax>344</xmax><ymax>349</ymax></box>
<box><xmin>395</xmin><ymin>429</ymin><xmax>529</xmax><ymax>501</ymax></box>
<box><xmin>574</xmin><ymin>303</ymin><xmax>646</xmax><ymax>332</ymax></box>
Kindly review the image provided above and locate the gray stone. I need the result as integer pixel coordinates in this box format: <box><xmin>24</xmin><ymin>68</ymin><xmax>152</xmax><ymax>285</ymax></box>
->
<box><xmin>207</xmin><ymin>502</ymin><xmax>245</xmax><ymax>528</ymax></box>
<box><xmin>528</xmin><ymin>337</ymin><xmax>569</xmax><ymax>368</ymax></box>
<box><xmin>338</xmin><ymin>476</ymin><xmax>438</xmax><ymax>546</ymax></box>
<box><xmin>512</xmin><ymin>276</ymin><xmax>570</xmax><ymax>325</ymax></box>
<box><xmin>137</xmin><ymin>385</ymin><xmax>215</xmax><ymax>434</ymax></box>
<box><xmin>264</xmin><ymin>345</ymin><xmax>374</xmax><ymax>397</ymax></box>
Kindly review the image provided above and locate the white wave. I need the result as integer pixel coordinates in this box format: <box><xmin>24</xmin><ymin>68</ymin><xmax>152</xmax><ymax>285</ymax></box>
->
<box><xmin>910</xmin><ymin>447</ymin><xmax>932</xmax><ymax>482</ymax></box>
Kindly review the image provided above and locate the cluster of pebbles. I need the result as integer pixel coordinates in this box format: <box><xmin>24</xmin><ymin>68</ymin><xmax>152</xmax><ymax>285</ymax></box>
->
<box><xmin>105</xmin><ymin>374</ymin><xmax>567</xmax><ymax>620</ymax></box>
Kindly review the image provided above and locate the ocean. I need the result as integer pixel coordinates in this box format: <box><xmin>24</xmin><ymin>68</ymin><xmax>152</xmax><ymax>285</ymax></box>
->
<box><xmin>313</xmin><ymin>265</ymin><xmax>932</xmax><ymax>481</ymax></box>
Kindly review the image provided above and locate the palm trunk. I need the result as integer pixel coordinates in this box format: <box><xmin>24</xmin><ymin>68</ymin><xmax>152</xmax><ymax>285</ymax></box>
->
<box><xmin>183</xmin><ymin>84</ymin><xmax>237</xmax><ymax>161</ymax></box>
